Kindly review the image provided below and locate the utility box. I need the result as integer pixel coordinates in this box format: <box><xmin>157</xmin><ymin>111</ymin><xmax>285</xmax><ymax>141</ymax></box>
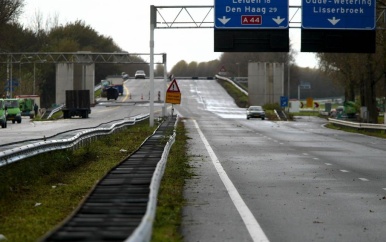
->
<box><xmin>289</xmin><ymin>100</ymin><xmax>300</xmax><ymax>113</ymax></box>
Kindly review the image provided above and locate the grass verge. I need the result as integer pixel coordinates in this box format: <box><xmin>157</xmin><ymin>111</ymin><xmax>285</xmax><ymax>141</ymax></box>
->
<box><xmin>216</xmin><ymin>79</ymin><xmax>248</xmax><ymax>108</ymax></box>
<box><xmin>151</xmin><ymin>119</ymin><xmax>192</xmax><ymax>242</ymax></box>
<box><xmin>0</xmin><ymin>120</ymin><xmax>156</xmax><ymax>242</ymax></box>
<box><xmin>325</xmin><ymin>123</ymin><xmax>386</xmax><ymax>139</ymax></box>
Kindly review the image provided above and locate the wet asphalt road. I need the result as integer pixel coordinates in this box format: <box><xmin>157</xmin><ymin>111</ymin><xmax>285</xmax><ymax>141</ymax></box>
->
<box><xmin>0</xmin><ymin>78</ymin><xmax>169</xmax><ymax>147</ymax></box>
<box><xmin>176</xmin><ymin>79</ymin><xmax>386</xmax><ymax>242</ymax></box>
<box><xmin>2</xmin><ymin>78</ymin><xmax>386</xmax><ymax>242</ymax></box>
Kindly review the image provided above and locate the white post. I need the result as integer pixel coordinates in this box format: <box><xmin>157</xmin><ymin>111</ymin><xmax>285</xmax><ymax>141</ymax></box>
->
<box><xmin>10</xmin><ymin>59</ymin><xmax>13</xmax><ymax>98</ymax></box>
<box><xmin>149</xmin><ymin>5</ymin><xmax>156</xmax><ymax>127</ymax></box>
<box><xmin>33</xmin><ymin>63</ymin><xmax>36</xmax><ymax>95</ymax></box>
<box><xmin>163</xmin><ymin>54</ymin><xmax>167</xmax><ymax>117</ymax></box>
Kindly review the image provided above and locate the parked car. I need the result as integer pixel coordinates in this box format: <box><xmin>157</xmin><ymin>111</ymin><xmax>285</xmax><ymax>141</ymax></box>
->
<box><xmin>135</xmin><ymin>70</ymin><xmax>146</xmax><ymax>79</ymax></box>
<box><xmin>247</xmin><ymin>106</ymin><xmax>265</xmax><ymax>120</ymax></box>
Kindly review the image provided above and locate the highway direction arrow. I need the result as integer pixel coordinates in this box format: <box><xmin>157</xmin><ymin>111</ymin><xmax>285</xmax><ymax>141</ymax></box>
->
<box><xmin>218</xmin><ymin>16</ymin><xmax>231</xmax><ymax>25</ymax></box>
<box><xmin>302</xmin><ymin>0</ymin><xmax>376</xmax><ymax>29</ymax></box>
<box><xmin>214</xmin><ymin>0</ymin><xmax>289</xmax><ymax>29</ymax></box>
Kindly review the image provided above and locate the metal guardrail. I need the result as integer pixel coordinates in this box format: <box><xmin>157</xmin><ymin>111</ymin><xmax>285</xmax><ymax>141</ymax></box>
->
<box><xmin>126</xmin><ymin>117</ymin><xmax>178</xmax><ymax>242</ymax></box>
<box><xmin>0</xmin><ymin>114</ymin><xmax>149</xmax><ymax>167</ymax></box>
<box><xmin>46</xmin><ymin>104</ymin><xmax>65</xmax><ymax>119</ymax></box>
<box><xmin>215</xmin><ymin>75</ymin><xmax>248</xmax><ymax>96</ymax></box>
<box><xmin>328</xmin><ymin>118</ymin><xmax>386</xmax><ymax>130</ymax></box>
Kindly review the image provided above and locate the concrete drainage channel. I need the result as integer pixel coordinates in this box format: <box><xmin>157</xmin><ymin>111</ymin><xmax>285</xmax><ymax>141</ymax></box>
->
<box><xmin>40</xmin><ymin>116</ymin><xmax>178</xmax><ymax>242</ymax></box>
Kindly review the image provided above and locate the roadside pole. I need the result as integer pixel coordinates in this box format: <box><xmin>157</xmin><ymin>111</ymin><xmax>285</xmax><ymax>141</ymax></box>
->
<box><xmin>149</xmin><ymin>5</ymin><xmax>156</xmax><ymax>127</ymax></box>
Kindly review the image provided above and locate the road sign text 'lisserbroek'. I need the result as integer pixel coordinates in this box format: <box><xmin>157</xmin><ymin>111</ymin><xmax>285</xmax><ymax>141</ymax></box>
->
<box><xmin>302</xmin><ymin>0</ymin><xmax>375</xmax><ymax>29</ymax></box>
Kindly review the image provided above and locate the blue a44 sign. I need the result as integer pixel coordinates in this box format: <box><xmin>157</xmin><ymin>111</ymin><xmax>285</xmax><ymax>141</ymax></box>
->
<box><xmin>302</xmin><ymin>0</ymin><xmax>376</xmax><ymax>30</ymax></box>
<box><xmin>214</xmin><ymin>0</ymin><xmax>289</xmax><ymax>29</ymax></box>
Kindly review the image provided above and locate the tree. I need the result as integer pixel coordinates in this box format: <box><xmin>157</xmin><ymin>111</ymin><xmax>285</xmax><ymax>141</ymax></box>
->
<box><xmin>0</xmin><ymin>0</ymin><xmax>24</xmax><ymax>26</ymax></box>
<box><xmin>317</xmin><ymin>51</ymin><xmax>384</xmax><ymax>123</ymax></box>
<box><xmin>170</xmin><ymin>60</ymin><xmax>188</xmax><ymax>76</ymax></box>
<box><xmin>154</xmin><ymin>64</ymin><xmax>164</xmax><ymax>77</ymax></box>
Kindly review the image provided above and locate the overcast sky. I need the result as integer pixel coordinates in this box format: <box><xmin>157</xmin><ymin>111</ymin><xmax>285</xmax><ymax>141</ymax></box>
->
<box><xmin>19</xmin><ymin>0</ymin><xmax>317</xmax><ymax>70</ymax></box>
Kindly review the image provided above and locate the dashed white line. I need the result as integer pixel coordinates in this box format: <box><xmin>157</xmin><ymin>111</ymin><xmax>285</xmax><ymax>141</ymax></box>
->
<box><xmin>340</xmin><ymin>170</ymin><xmax>350</xmax><ymax>173</ymax></box>
<box><xmin>358</xmin><ymin>178</ymin><xmax>369</xmax><ymax>182</ymax></box>
<box><xmin>313</xmin><ymin>157</ymin><xmax>319</xmax><ymax>160</ymax></box>
<box><xmin>193</xmin><ymin>120</ymin><xmax>269</xmax><ymax>242</ymax></box>
<box><xmin>325</xmin><ymin>163</ymin><xmax>332</xmax><ymax>166</ymax></box>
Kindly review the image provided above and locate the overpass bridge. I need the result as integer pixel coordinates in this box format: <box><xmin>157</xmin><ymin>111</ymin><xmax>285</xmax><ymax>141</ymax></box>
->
<box><xmin>0</xmin><ymin>52</ymin><xmax>166</xmax><ymax>105</ymax></box>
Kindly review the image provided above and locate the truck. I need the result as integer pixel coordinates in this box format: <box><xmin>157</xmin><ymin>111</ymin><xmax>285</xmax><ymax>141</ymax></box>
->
<box><xmin>4</xmin><ymin>99</ymin><xmax>22</xmax><ymax>123</ymax></box>
<box><xmin>15</xmin><ymin>95</ymin><xmax>41</xmax><ymax>118</ymax></box>
<box><xmin>62</xmin><ymin>90</ymin><xmax>91</xmax><ymax>119</ymax></box>
<box><xmin>106</xmin><ymin>75</ymin><xmax>124</xmax><ymax>95</ymax></box>
<box><xmin>0</xmin><ymin>99</ymin><xmax>7</xmax><ymax>128</ymax></box>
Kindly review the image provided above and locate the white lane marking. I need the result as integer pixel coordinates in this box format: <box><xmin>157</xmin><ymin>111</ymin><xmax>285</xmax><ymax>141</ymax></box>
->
<box><xmin>313</xmin><ymin>158</ymin><xmax>319</xmax><ymax>160</ymax></box>
<box><xmin>193</xmin><ymin>120</ymin><xmax>269</xmax><ymax>242</ymax></box>
<box><xmin>325</xmin><ymin>163</ymin><xmax>332</xmax><ymax>166</ymax></box>
<box><xmin>303</xmin><ymin>153</ymin><xmax>308</xmax><ymax>156</ymax></box>
<box><xmin>383</xmin><ymin>188</ymin><xmax>386</xmax><ymax>191</ymax></box>
<box><xmin>358</xmin><ymin>178</ymin><xmax>369</xmax><ymax>182</ymax></box>
<box><xmin>340</xmin><ymin>170</ymin><xmax>350</xmax><ymax>173</ymax></box>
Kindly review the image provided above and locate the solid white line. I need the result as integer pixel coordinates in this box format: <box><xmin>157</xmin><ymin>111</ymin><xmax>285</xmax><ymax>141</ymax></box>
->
<box><xmin>193</xmin><ymin>120</ymin><xmax>269</xmax><ymax>242</ymax></box>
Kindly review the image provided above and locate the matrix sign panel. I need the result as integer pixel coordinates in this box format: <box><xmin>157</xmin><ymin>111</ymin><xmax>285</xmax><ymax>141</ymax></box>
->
<box><xmin>302</xmin><ymin>0</ymin><xmax>376</xmax><ymax>29</ymax></box>
<box><xmin>214</xmin><ymin>0</ymin><xmax>289</xmax><ymax>29</ymax></box>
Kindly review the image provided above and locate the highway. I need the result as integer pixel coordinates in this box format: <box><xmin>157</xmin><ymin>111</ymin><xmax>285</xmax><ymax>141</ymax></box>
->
<box><xmin>0</xmin><ymin>78</ymin><xmax>170</xmax><ymax>146</ymax></box>
<box><xmin>176</xmin><ymin>79</ymin><xmax>386</xmax><ymax>242</ymax></box>
<box><xmin>2</xmin><ymin>77</ymin><xmax>386</xmax><ymax>241</ymax></box>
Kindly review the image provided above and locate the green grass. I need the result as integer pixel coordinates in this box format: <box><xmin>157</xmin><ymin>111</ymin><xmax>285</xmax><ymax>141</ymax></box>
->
<box><xmin>216</xmin><ymin>79</ymin><xmax>249</xmax><ymax>108</ymax></box>
<box><xmin>0</xmin><ymin>120</ymin><xmax>156</xmax><ymax>242</ymax></box>
<box><xmin>151</xmin><ymin>119</ymin><xmax>192</xmax><ymax>242</ymax></box>
<box><xmin>325</xmin><ymin>123</ymin><xmax>386</xmax><ymax>139</ymax></box>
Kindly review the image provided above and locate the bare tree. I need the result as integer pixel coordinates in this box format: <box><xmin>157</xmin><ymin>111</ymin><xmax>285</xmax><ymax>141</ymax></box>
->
<box><xmin>0</xmin><ymin>0</ymin><xmax>24</xmax><ymax>25</ymax></box>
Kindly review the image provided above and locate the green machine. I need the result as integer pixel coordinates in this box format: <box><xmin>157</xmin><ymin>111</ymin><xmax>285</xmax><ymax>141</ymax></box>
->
<box><xmin>19</xmin><ymin>98</ymin><xmax>35</xmax><ymax>118</ymax></box>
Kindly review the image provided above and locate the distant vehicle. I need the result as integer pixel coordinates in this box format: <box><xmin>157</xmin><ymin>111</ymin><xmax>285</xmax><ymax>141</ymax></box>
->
<box><xmin>4</xmin><ymin>99</ymin><xmax>22</xmax><ymax>123</ymax></box>
<box><xmin>106</xmin><ymin>86</ymin><xmax>119</xmax><ymax>100</ymax></box>
<box><xmin>246</xmin><ymin>106</ymin><xmax>265</xmax><ymax>120</ymax></box>
<box><xmin>62</xmin><ymin>90</ymin><xmax>91</xmax><ymax>119</ymax></box>
<box><xmin>122</xmin><ymin>72</ymin><xmax>129</xmax><ymax>80</ymax></box>
<box><xmin>135</xmin><ymin>70</ymin><xmax>146</xmax><ymax>79</ymax></box>
<box><xmin>0</xmin><ymin>99</ymin><xmax>7</xmax><ymax>128</ymax></box>
<box><xmin>15</xmin><ymin>95</ymin><xmax>40</xmax><ymax>118</ymax></box>
<box><xmin>106</xmin><ymin>75</ymin><xmax>124</xmax><ymax>95</ymax></box>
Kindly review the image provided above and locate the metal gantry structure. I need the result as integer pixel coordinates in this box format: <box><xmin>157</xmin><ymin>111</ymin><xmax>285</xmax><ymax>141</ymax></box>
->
<box><xmin>0</xmin><ymin>52</ymin><xmax>165</xmax><ymax>64</ymax></box>
<box><xmin>0</xmin><ymin>52</ymin><xmax>166</xmax><ymax>105</ymax></box>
